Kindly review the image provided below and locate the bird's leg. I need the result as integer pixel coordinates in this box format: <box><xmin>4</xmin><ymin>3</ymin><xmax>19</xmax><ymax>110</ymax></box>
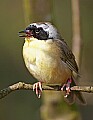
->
<box><xmin>33</xmin><ymin>82</ymin><xmax>42</xmax><ymax>98</ymax></box>
<box><xmin>61</xmin><ymin>78</ymin><xmax>72</xmax><ymax>97</ymax></box>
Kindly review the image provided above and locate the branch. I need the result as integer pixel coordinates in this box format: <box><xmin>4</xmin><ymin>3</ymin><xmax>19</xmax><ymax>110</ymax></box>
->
<box><xmin>0</xmin><ymin>82</ymin><xmax>93</xmax><ymax>99</ymax></box>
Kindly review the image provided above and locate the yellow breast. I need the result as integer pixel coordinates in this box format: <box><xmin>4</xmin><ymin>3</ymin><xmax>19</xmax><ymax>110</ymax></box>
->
<box><xmin>23</xmin><ymin>37</ymin><xmax>71</xmax><ymax>84</ymax></box>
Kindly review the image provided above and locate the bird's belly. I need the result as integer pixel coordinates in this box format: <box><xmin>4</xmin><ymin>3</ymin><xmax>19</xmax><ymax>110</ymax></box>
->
<box><xmin>23</xmin><ymin>46</ymin><xmax>71</xmax><ymax>84</ymax></box>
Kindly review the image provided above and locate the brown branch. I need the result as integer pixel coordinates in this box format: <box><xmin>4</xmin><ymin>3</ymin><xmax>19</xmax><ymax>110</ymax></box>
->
<box><xmin>0</xmin><ymin>82</ymin><xmax>93</xmax><ymax>99</ymax></box>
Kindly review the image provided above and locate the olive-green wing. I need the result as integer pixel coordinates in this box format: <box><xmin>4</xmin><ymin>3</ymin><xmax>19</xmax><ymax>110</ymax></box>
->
<box><xmin>56</xmin><ymin>39</ymin><xmax>79</xmax><ymax>74</ymax></box>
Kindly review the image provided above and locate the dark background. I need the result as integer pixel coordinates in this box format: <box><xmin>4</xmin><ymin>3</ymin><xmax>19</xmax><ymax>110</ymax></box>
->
<box><xmin>0</xmin><ymin>0</ymin><xmax>93</xmax><ymax>120</ymax></box>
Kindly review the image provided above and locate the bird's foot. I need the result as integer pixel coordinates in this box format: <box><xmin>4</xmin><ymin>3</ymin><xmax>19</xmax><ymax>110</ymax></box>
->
<box><xmin>61</xmin><ymin>78</ymin><xmax>72</xmax><ymax>97</ymax></box>
<box><xmin>33</xmin><ymin>82</ymin><xmax>42</xmax><ymax>98</ymax></box>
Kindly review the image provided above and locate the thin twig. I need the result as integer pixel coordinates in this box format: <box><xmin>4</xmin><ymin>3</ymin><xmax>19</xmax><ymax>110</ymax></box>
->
<box><xmin>0</xmin><ymin>82</ymin><xmax>93</xmax><ymax>99</ymax></box>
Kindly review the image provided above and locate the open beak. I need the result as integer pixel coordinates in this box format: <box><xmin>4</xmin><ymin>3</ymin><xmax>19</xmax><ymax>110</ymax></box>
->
<box><xmin>18</xmin><ymin>30</ymin><xmax>27</xmax><ymax>37</ymax></box>
<box><xmin>18</xmin><ymin>29</ymin><xmax>33</xmax><ymax>37</ymax></box>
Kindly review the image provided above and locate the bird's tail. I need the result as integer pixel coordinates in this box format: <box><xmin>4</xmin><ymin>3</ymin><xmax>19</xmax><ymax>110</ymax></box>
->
<box><xmin>65</xmin><ymin>76</ymin><xmax>86</xmax><ymax>105</ymax></box>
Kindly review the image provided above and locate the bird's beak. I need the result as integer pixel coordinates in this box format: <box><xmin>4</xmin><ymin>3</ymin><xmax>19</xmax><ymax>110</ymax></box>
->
<box><xmin>19</xmin><ymin>28</ymin><xmax>34</xmax><ymax>37</ymax></box>
<box><xmin>18</xmin><ymin>30</ymin><xmax>27</xmax><ymax>37</ymax></box>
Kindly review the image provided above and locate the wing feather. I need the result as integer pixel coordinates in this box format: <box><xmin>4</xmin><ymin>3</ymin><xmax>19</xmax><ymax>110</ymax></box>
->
<box><xmin>56</xmin><ymin>39</ymin><xmax>79</xmax><ymax>74</ymax></box>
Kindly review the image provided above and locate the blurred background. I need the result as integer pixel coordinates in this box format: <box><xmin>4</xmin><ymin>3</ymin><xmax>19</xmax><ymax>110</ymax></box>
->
<box><xmin>0</xmin><ymin>0</ymin><xmax>93</xmax><ymax>120</ymax></box>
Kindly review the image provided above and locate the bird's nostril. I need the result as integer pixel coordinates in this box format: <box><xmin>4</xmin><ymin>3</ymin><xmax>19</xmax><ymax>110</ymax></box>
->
<box><xmin>25</xmin><ymin>30</ymin><xmax>30</xmax><ymax>34</ymax></box>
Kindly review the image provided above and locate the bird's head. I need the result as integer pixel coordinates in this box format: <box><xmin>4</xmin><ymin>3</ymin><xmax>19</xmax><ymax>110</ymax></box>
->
<box><xmin>19</xmin><ymin>22</ymin><xmax>62</xmax><ymax>40</ymax></box>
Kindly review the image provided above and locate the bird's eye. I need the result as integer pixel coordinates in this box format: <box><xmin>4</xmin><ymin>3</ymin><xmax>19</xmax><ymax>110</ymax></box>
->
<box><xmin>35</xmin><ymin>27</ymin><xmax>43</xmax><ymax>33</ymax></box>
<box><xmin>35</xmin><ymin>29</ymin><xmax>40</xmax><ymax>33</ymax></box>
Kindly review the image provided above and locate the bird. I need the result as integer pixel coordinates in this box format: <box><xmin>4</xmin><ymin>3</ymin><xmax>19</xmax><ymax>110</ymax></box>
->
<box><xmin>19</xmin><ymin>22</ymin><xmax>85</xmax><ymax>104</ymax></box>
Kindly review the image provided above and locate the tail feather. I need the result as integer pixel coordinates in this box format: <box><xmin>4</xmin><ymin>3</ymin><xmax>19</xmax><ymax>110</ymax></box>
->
<box><xmin>65</xmin><ymin>76</ymin><xmax>86</xmax><ymax>105</ymax></box>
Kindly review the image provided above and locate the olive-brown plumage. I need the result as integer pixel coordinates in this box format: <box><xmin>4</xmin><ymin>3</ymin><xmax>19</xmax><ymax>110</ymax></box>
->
<box><xmin>19</xmin><ymin>22</ymin><xmax>85</xmax><ymax>104</ymax></box>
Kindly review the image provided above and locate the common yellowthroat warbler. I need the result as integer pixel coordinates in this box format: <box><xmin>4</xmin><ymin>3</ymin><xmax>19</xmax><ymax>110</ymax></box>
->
<box><xmin>19</xmin><ymin>22</ymin><xmax>85</xmax><ymax>104</ymax></box>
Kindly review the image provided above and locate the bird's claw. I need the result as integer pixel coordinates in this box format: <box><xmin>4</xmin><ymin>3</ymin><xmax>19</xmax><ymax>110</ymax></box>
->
<box><xmin>61</xmin><ymin>78</ymin><xmax>72</xmax><ymax>98</ymax></box>
<box><xmin>33</xmin><ymin>82</ymin><xmax>42</xmax><ymax>98</ymax></box>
